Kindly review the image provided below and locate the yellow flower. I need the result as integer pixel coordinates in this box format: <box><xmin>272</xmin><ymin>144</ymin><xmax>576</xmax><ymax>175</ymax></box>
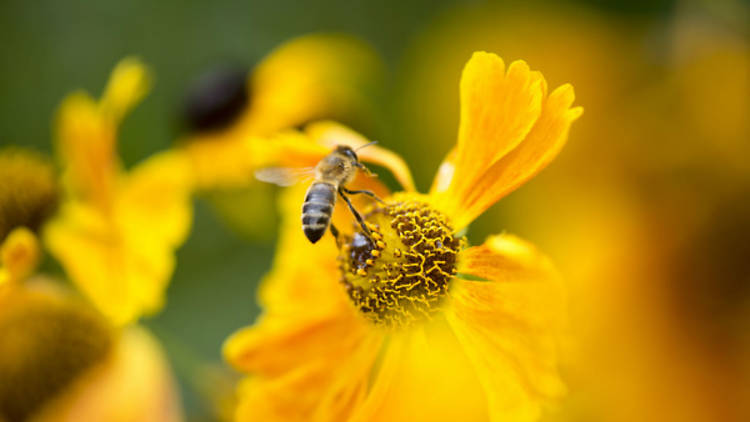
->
<box><xmin>0</xmin><ymin>281</ymin><xmax>182</xmax><ymax>422</ymax></box>
<box><xmin>179</xmin><ymin>33</ymin><xmax>384</xmax><ymax>191</ymax></box>
<box><xmin>43</xmin><ymin>58</ymin><xmax>194</xmax><ymax>326</ymax></box>
<box><xmin>224</xmin><ymin>52</ymin><xmax>582</xmax><ymax>421</ymax></box>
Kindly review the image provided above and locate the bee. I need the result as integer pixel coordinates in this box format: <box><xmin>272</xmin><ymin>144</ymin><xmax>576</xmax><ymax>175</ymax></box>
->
<box><xmin>256</xmin><ymin>143</ymin><xmax>383</xmax><ymax>243</ymax></box>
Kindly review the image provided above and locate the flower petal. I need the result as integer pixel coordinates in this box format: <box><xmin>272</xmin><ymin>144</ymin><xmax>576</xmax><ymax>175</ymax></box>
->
<box><xmin>117</xmin><ymin>150</ymin><xmax>194</xmax><ymax>250</ymax></box>
<box><xmin>56</xmin><ymin>92</ymin><xmax>119</xmax><ymax>209</ymax></box>
<box><xmin>350</xmin><ymin>320</ymin><xmax>489</xmax><ymax>422</ymax></box>
<box><xmin>43</xmin><ymin>202</ymin><xmax>174</xmax><ymax>326</ymax></box>
<box><xmin>446</xmin><ymin>234</ymin><xmax>567</xmax><ymax>422</ymax></box>
<box><xmin>234</xmin><ymin>329</ymin><xmax>381</xmax><ymax>422</ymax></box>
<box><xmin>227</xmin><ymin>311</ymin><xmax>382</xmax><ymax>422</ymax></box>
<box><xmin>0</xmin><ymin>227</ymin><xmax>40</xmax><ymax>286</ymax></box>
<box><xmin>245</xmin><ymin>34</ymin><xmax>383</xmax><ymax>136</ymax></box>
<box><xmin>305</xmin><ymin>121</ymin><xmax>416</xmax><ymax>191</ymax></box>
<box><xmin>98</xmin><ymin>58</ymin><xmax>151</xmax><ymax>127</ymax></box>
<box><xmin>449</xmin><ymin>84</ymin><xmax>583</xmax><ymax>229</ymax></box>
<box><xmin>432</xmin><ymin>52</ymin><xmax>545</xmax><ymax>222</ymax></box>
<box><xmin>255</xmin><ymin>185</ymin><xmax>348</xmax><ymax>312</ymax></box>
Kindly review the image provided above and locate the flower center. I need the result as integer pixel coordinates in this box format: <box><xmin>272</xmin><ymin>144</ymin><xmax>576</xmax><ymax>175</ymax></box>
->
<box><xmin>338</xmin><ymin>196</ymin><xmax>463</xmax><ymax>327</ymax></box>
<box><xmin>0</xmin><ymin>286</ymin><xmax>112</xmax><ymax>421</ymax></box>
<box><xmin>0</xmin><ymin>149</ymin><xmax>59</xmax><ymax>242</ymax></box>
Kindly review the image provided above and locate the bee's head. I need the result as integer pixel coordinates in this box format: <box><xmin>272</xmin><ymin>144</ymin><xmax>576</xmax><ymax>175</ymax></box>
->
<box><xmin>335</xmin><ymin>145</ymin><xmax>359</xmax><ymax>163</ymax></box>
<box><xmin>183</xmin><ymin>63</ymin><xmax>250</xmax><ymax>133</ymax></box>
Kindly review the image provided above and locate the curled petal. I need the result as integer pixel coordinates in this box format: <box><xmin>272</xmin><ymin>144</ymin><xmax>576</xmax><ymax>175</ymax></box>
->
<box><xmin>432</xmin><ymin>52</ymin><xmax>545</xmax><ymax>221</ymax></box>
<box><xmin>446</xmin><ymin>234</ymin><xmax>568</xmax><ymax>422</ymax></box>
<box><xmin>431</xmin><ymin>52</ymin><xmax>581</xmax><ymax>230</ymax></box>
<box><xmin>450</xmin><ymin>84</ymin><xmax>582</xmax><ymax>229</ymax></box>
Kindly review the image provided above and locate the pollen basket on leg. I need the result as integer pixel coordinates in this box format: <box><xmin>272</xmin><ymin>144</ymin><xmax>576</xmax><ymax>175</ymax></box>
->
<box><xmin>338</xmin><ymin>198</ymin><xmax>464</xmax><ymax>327</ymax></box>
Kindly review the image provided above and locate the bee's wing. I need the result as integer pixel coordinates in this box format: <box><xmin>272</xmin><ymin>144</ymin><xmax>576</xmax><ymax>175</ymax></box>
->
<box><xmin>254</xmin><ymin>166</ymin><xmax>314</xmax><ymax>187</ymax></box>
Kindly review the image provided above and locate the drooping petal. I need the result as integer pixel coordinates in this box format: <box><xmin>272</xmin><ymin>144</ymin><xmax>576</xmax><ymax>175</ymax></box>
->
<box><xmin>117</xmin><ymin>150</ymin><xmax>194</xmax><ymax>250</ymax></box>
<box><xmin>432</xmin><ymin>52</ymin><xmax>545</xmax><ymax>222</ymax></box>
<box><xmin>446</xmin><ymin>234</ymin><xmax>568</xmax><ymax>422</ymax></box>
<box><xmin>234</xmin><ymin>330</ymin><xmax>381</xmax><ymax>422</ymax></box>
<box><xmin>449</xmin><ymin>84</ymin><xmax>583</xmax><ymax>229</ymax></box>
<box><xmin>305</xmin><ymin>121</ymin><xmax>416</xmax><ymax>191</ymax></box>
<box><xmin>349</xmin><ymin>320</ymin><xmax>489</xmax><ymax>422</ymax></box>
<box><xmin>43</xmin><ymin>202</ymin><xmax>175</xmax><ymax>326</ymax></box>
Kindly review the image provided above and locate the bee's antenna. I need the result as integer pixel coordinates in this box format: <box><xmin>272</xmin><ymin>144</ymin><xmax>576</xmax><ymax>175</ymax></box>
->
<box><xmin>355</xmin><ymin>141</ymin><xmax>378</xmax><ymax>152</ymax></box>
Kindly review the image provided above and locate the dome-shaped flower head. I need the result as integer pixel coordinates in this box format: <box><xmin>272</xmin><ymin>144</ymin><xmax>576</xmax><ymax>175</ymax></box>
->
<box><xmin>224</xmin><ymin>52</ymin><xmax>582</xmax><ymax>422</ymax></box>
<box><xmin>0</xmin><ymin>282</ymin><xmax>182</xmax><ymax>422</ymax></box>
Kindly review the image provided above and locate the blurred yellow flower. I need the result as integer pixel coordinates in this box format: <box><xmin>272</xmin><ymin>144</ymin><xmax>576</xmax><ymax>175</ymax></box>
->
<box><xmin>0</xmin><ymin>281</ymin><xmax>182</xmax><ymax>422</ymax></box>
<box><xmin>43</xmin><ymin>58</ymin><xmax>194</xmax><ymax>326</ymax></box>
<box><xmin>225</xmin><ymin>52</ymin><xmax>581</xmax><ymax>421</ymax></box>
<box><xmin>179</xmin><ymin>33</ymin><xmax>385</xmax><ymax>191</ymax></box>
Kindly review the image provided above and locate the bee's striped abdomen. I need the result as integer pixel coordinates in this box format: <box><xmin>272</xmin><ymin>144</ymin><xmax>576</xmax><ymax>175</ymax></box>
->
<box><xmin>302</xmin><ymin>182</ymin><xmax>336</xmax><ymax>243</ymax></box>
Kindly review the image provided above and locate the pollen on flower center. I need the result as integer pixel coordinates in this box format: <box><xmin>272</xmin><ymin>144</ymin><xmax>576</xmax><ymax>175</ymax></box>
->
<box><xmin>338</xmin><ymin>197</ymin><xmax>463</xmax><ymax>327</ymax></box>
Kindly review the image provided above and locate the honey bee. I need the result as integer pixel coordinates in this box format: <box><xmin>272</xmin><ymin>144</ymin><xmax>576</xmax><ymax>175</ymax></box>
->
<box><xmin>256</xmin><ymin>143</ymin><xmax>383</xmax><ymax>243</ymax></box>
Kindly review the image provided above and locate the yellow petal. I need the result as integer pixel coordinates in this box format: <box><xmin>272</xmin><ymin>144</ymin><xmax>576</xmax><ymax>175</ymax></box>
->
<box><xmin>445</xmin><ymin>234</ymin><xmax>567</xmax><ymax>422</ymax></box>
<box><xmin>305</xmin><ymin>121</ymin><xmax>416</xmax><ymax>191</ymax></box>
<box><xmin>256</xmin><ymin>185</ymin><xmax>345</xmax><ymax>312</ymax></box>
<box><xmin>432</xmin><ymin>52</ymin><xmax>545</xmax><ymax>221</ymax></box>
<box><xmin>227</xmin><ymin>309</ymin><xmax>382</xmax><ymax>422</ymax></box>
<box><xmin>234</xmin><ymin>329</ymin><xmax>379</xmax><ymax>422</ymax></box>
<box><xmin>117</xmin><ymin>150</ymin><xmax>194</xmax><ymax>249</ymax></box>
<box><xmin>56</xmin><ymin>92</ymin><xmax>119</xmax><ymax>208</ymax></box>
<box><xmin>43</xmin><ymin>202</ymin><xmax>174</xmax><ymax>326</ymax></box>
<box><xmin>0</xmin><ymin>227</ymin><xmax>40</xmax><ymax>285</ymax></box>
<box><xmin>99</xmin><ymin>57</ymin><xmax>152</xmax><ymax>126</ymax></box>
<box><xmin>246</xmin><ymin>34</ymin><xmax>383</xmax><ymax>135</ymax></box>
<box><xmin>350</xmin><ymin>320</ymin><xmax>489</xmax><ymax>422</ymax></box>
<box><xmin>449</xmin><ymin>84</ymin><xmax>583</xmax><ymax>229</ymax></box>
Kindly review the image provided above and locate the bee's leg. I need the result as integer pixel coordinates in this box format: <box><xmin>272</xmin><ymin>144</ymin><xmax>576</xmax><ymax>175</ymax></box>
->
<box><xmin>338</xmin><ymin>189</ymin><xmax>372</xmax><ymax>236</ymax></box>
<box><xmin>354</xmin><ymin>162</ymin><xmax>378</xmax><ymax>178</ymax></box>
<box><xmin>340</xmin><ymin>187</ymin><xmax>386</xmax><ymax>204</ymax></box>
<box><xmin>329</xmin><ymin>223</ymin><xmax>341</xmax><ymax>247</ymax></box>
